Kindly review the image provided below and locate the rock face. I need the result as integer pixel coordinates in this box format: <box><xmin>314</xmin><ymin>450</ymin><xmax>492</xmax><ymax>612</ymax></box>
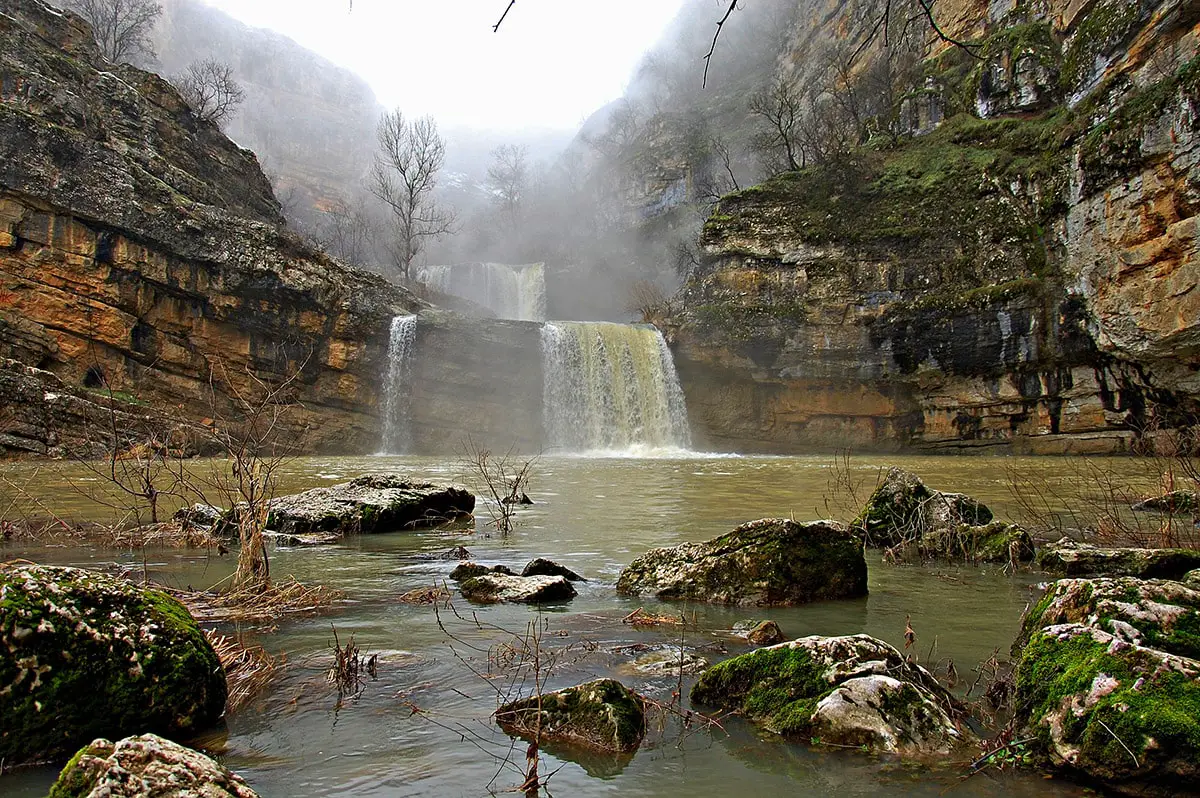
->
<box><xmin>49</xmin><ymin>734</ymin><xmax>259</xmax><ymax>798</ymax></box>
<box><xmin>1013</xmin><ymin>576</ymin><xmax>1200</xmax><ymax>795</ymax></box>
<box><xmin>0</xmin><ymin>0</ymin><xmax>425</xmax><ymax>456</ymax></box>
<box><xmin>459</xmin><ymin>574</ymin><xmax>578</xmax><ymax>604</ymax></box>
<box><xmin>0</xmin><ymin>564</ymin><xmax>226</xmax><ymax>764</ymax></box>
<box><xmin>616</xmin><ymin>518</ymin><xmax>867</xmax><ymax>606</ymax></box>
<box><xmin>691</xmin><ymin>635</ymin><xmax>971</xmax><ymax>756</ymax></box>
<box><xmin>669</xmin><ymin>0</ymin><xmax>1200</xmax><ymax>454</ymax></box>
<box><xmin>1039</xmin><ymin>538</ymin><xmax>1200</xmax><ymax>579</ymax></box>
<box><xmin>495</xmin><ymin>679</ymin><xmax>646</xmax><ymax>753</ymax></box>
<box><xmin>265</xmin><ymin>476</ymin><xmax>475</xmax><ymax>536</ymax></box>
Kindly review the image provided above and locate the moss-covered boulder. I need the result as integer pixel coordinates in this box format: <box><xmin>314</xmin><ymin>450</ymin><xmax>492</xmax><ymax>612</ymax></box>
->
<box><xmin>1013</xmin><ymin>574</ymin><xmax>1200</xmax><ymax>795</ymax></box>
<box><xmin>852</xmin><ymin>468</ymin><xmax>995</xmax><ymax>559</ymax></box>
<box><xmin>49</xmin><ymin>734</ymin><xmax>258</xmax><ymax>798</ymax></box>
<box><xmin>924</xmin><ymin>521</ymin><xmax>1037</xmax><ymax>564</ymax></box>
<box><xmin>495</xmin><ymin>678</ymin><xmax>646</xmax><ymax>753</ymax></box>
<box><xmin>1131</xmin><ymin>490</ymin><xmax>1200</xmax><ymax>514</ymax></box>
<box><xmin>264</xmin><ymin>475</ymin><xmax>475</xmax><ymax>537</ymax></box>
<box><xmin>616</xmin><ymin>518</ymin><xmax>867</xmax><ymax>606</ymax></box>
<box><xmin>0</xmin><ymin>564</ymin><xmax>226</xmax><ymax>765</ymax></box>
<box><xmin>690</xmin><ymin>634</ymin><xmax>972</xmax><ymax>756</ymax></box>
<box><xmin>1039</xmin><ymin>538</ymin><xmax>1200</xmax><ymax>579</ymax></box>
<box><xmin>459</xmin><ymin>573</ymin><xmax>577</xmax><ymax>604</ymax></box>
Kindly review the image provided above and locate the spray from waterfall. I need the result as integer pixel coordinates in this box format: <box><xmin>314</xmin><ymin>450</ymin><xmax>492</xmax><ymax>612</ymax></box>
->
<box><xmin>380</xmin><ymin>314</ymin><xmax>418</xmax><ymax>454</ymax></box>
<box><xmin>541</xmin><ymin>322</ymin><xmax>691</xmax><ymax>453</ymax></box>
<box><xmin>419</xmin><ymin>263</ymin><xmax>546</xmax><ymax>321</ymax></box>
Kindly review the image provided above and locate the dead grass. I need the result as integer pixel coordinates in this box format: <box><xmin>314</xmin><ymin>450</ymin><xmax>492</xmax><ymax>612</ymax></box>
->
<box><xmin>621</xmin><ymin>607</ymin><xmax>685</xmax><ymax>627</ymax></box>
<box><xmin>1</xmin><ymin>518</ymin><xmax>224</xmax><ymax>549</ymax></box>
<box><xmin>398</xmin><ymin>584</ymin><xmax>452</xmax><ymax>605</ymax></box>
<box><xmin>170</xmin><ymin>577</ymin><xmax>344</xmax><ymax>624</ymax></box>
<box><xmin>205</xmin><ymin>629</ymin><xmax>283</xmax><ymax>713</ymax></box>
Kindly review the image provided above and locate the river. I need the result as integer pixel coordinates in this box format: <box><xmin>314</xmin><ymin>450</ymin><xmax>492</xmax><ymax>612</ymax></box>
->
<box><xmin>1</xmin><ymin>452</ymin><xmax>1163</xmax><ymax>797</ymax></box>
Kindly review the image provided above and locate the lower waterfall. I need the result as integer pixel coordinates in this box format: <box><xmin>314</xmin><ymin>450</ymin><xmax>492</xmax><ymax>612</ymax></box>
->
<box><xmin>379</xmin><ymin>314</ymin><xmax>417</xmax><ymax>453</ymax></box>
<box><xmin>541</xmin><ymin>321</ymin><xmax>691</xmax><ymax>453</ymax></box>
<box><xmin>419</xmin><ymin>263</ymin><xmax>546</xmax><ymax>321</ymax></box>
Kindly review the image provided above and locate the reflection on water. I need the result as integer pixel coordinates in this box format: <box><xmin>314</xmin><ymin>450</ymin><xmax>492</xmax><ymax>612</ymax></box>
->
<box><xmin>0</xmin><ymin>453</ymin><xmax>1152</xmax><ymax>797</ymax></box>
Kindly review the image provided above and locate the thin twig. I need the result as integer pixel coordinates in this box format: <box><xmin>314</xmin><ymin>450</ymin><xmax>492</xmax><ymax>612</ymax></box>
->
<box><xmin>492</xmin><ymin>0</ymin><xmax>516</xmax><ymax>32</ymax></box>
<box><xmin>702</xmin><ymin>0</ymin><xmax>739</xmax><ymax>88</ymax></box>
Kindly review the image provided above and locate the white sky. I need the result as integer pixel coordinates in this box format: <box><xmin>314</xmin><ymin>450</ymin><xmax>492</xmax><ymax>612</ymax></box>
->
<box><xmin>202</xmin><ymin>0</ymin><xmax>689</xmax><ymax>131</ymax></box>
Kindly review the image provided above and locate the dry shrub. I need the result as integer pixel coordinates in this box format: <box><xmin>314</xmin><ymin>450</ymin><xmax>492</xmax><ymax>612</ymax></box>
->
<box><xmin>398</xmin><ymin>584</ymin><xmax>452</xmax><ymax>605</ymax></box>
<box><xmin>171</xmin><ymin>577</ymin><xmax>343</xmax><ymax>624</ymax></box>
<box><xmin>621</xmin><ymin>607</ymin><xmax>684</xmax><ymax>627</ymax></box>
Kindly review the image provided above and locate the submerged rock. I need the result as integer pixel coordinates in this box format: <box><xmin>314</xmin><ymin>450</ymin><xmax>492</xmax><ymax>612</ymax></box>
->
<box><xmin>496</xmin><ymin>678</ymin><xmax>646</xmax><ymax>753</ymax></box>
<box><xmin>417</xmin><ymin>545</ymin><xmax>473</xmax><ymax>561</ymax></box>
<box><xmin>1039</xmin><ymin>538</ymin><xmax>1200</xmax><ymax>579</ymax></box>
<box><xmin>0</xmin><ymin>564</ymin><xmax>226</xmax><ymax>764</ymax></box>
<box><xmin>449</xmin><ymin>562</ymin><xmax>515</xmax><ymax>581</ymax></box>
<box><xmin>625</xmin><ymin>646</ymin><xmax>709</xmax><ymax>676</ymax></box>
<box><xmin>459</xmin><ymin>574</ymin><xmax>577</xmax><ymax>604</ymax></box>
<box><xmin>616</xmin><ymin>518</ymin><xmax>867</xmax><ymax>606</ymax></box>
<box><xmin>1131</xmin><ymin>490</ymin><xmax>1199</xmax><ymax>514</ymax></box>
<box><xmin>1014</xmin><ymin>575</ymin><xmax>1200</xmax><ymax>795</ymax></box>
<box><xmin>733</xmin><ymin>619</ymin><xmax>786</xmax><ymax>646</ymax></box>
<box><xmin>49</xmin><ymin>734</ymin><xmax>259</xmax><ymax>798</ymax></box>
<box><xmin>521</xmin><ymin>558</ymin><xmax>586</xmax><ymax>581</ymax></box>
<box><xmin>265</xmin><ymin>475</ymin><xmax>475</xmax><ymax>537</ymax></box>
<box><xmin>852</xmin><ymin>468</ymin><xmax>1007</xmax><ymax>561</ymax></box>
<box><xmin>690</xmin><ymin>634</ymin><xmax>970</xmax><ymax>756</ymax></box>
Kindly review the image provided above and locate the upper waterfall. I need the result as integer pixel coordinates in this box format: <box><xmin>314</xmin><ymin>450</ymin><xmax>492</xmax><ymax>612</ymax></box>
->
<box><xmin>541</xmin><ymin>321</ymin><xmax>691</xmax><ymax>454</ymax></box>
<box><xmin>419</xmin><ymin>263</ymin><xmax>546</xmax><ymax>321</ymax></box>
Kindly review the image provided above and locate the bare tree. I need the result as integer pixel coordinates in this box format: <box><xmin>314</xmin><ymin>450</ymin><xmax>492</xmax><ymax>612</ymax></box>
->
<box><xmin>311</xmin><ymin>197</ymin><xmax>377</xmax><ymax>269</ymax></box>
<box><xmin>370</xmin><ymin>110</ymin><xmax>455</xmax><ymax>281</ymax></box>
<box><xmin>173</xmin><ymin>58</ymin><xmax>246</xmax><ymax>126</ymax></box>
<box><xmin>63</xmin><ymin>0</ymin><xmax>161</xmax><ymax>65</ymax></box>
<box><xmin>486</xmin><ymin>144</ymin><xmax>529</xmax><ymax>224</ymax></box>
<box><xmin>748</xmin><ymin>73</ymin><xmax>804</xmax><ymax>172</ymax></box>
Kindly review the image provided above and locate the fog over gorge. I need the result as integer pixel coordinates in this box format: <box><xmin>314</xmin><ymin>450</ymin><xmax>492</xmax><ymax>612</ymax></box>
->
<box><xmin>2</xmin><ymin>0</ymin><xmax>1200</xmax><ymax>796</ymax></box>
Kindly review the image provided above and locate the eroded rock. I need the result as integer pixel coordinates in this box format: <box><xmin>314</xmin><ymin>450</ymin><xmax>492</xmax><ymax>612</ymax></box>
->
<box><xmin>459</xmin><ymin>574</ymin><xmax>577</xmax><ymax>604</ymax></box>
<box><xmin>0</xmin><ymin>564</ymin><xmax>226</xmax><ymax>764</ymax></box>
<box><xmin>1039</xmin><ymin>538</ymin><xmax>1200</xmax><ymax>579</ymax></box>
<box><xmin>690</xmin><ymin>634</ymin><xmax>971</xmax><ymax>756</ymax></box>
<box><xmin>1014</xmin><ymin>574</ymin><xmax>1200</xmax><ymax>795</ymax></box>
<box><xmin>616</xmin><ymin>518</ymin><xmax>867</xmax><ymax>606</ymax></box>
<box><xmin>49</xmin><ymin>734</ymin><xmax>259</xmax><ymax>798</ymax></box>
<box><xmin>449</xmin><ymin>562</ymin><xmax>514</xmax><ymax>581</ymax></box>
<box><xmin>496</xmin><ymin>679</ymin><xmax>645</xmax><ymax>753</ymax></box>
<box><xmin>265</xmin><ymin>475</ymin><xmax>475</xmax><ymax>537</ymax></box>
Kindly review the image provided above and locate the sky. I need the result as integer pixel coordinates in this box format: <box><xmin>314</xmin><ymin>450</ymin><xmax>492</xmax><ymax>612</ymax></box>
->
<box><xmin>202</xmin><ymin>0</ymin><xmax>690</xmax><ymax>132</ymax></box>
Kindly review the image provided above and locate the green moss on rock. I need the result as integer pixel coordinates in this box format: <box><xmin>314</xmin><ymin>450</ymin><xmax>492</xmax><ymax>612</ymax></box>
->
<box><xmin>0</xmin><ymin>564</ymin><xmax>226</xmax><ymax>764</ymax></box>
<box><xmin>496</xmin><ymin>678</ymin><xmax>646</xmax><ymax>753</ymax></box>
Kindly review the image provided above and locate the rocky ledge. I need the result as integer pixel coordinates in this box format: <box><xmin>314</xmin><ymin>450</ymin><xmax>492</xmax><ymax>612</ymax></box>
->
<box><xmin>1039</xmin><ymin>539</ymin><xmax>1200</xmax><ymax>579</ymax></box>
<box><xmin>49</xmin><ymin>734</ymin><xmax>259</xmax><ymax>798</ymax></box>
<box><xmin>691</xmin><ymin>634</ymin><xmax>973</xmax><ymax>756</ymax></box>
<box><xmin>616</xmin><ymin>518</ymin><xmax>867</xmax><ymax>606</ymax></box>
<box><xmin>0</xmin><ymin>564</ymin><xmax>225</xmax><ymax>764</ymax></box>
<box><xmin>264</xmin><ymin>476</ymin><xmax>476</xmax><ymax>537</ymax></box>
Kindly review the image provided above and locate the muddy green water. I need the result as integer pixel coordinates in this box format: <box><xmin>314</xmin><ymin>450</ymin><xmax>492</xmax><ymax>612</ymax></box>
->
<box><xmin>0</xmin><ymin>453</ymin><xmax>1160</xmax><ymax>797</ymax></box>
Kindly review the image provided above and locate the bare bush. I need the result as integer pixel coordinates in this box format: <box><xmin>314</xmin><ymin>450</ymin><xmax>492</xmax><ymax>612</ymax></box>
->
<box><xmin>63</xmin><ymin>0</ymin><xmax>161</xmax><ymax>65</ymax></box>
<box><xmin>461</xmin><ymin>438</ymin><xmax>535</xmax><ymax>536</ymax></box>
<box><xmin>173</xmin><ymin>58</ymin><xmax>246</xmax><ymax>126</ymax></box>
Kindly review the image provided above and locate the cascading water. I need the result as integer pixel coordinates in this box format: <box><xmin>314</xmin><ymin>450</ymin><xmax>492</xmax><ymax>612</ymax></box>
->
<box><xmin>419</xmin><ymin>262</ymin><xmax>546</xmax><ymax>321</ymax></box>
<box><xmin>541</xmin><ymin>322</ymin><xmax>691</xmax><ymax>453</ymax></box>
<box><xmin>379</xmin><ymin>314</ymin><xmax>417</xmax><ymax>454</ymax></box>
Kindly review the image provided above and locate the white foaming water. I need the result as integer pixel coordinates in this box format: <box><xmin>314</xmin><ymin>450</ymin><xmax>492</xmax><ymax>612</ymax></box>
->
<box><xmin>541</xmin><ymin>321</ymin><xmax>691</xmax><ymax>454</ymax></box>
<box><xmin>379</xmin><ymin>314</ymin><xmax>417</xmax><ymax>454</ymax></box>
<box><xmin>419</xmin><ymin>262</ymin><xmax>546</xmax><ymax>321</ymax></box>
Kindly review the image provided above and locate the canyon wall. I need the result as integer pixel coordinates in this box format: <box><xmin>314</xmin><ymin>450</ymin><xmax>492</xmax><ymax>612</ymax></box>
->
<box><xmin>670</xmin><ymin>0</ymin><xmax>1200</xmax><ymax>454</ymax></box>
<box><xmin>0</xmin><ymin>0</ymin><xmax>423</xmax><ymax>455</ymax></box>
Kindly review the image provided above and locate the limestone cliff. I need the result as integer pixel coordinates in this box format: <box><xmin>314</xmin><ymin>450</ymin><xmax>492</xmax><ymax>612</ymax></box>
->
<box><xmin>671</xmin><ymin>0</ymin><xmax>1200</xmax><ymax>454</ymax></box>
<box><xmin>0</xmin><ymin>0</ymin><xmax>424</xmax><ymax>455</ymax></box>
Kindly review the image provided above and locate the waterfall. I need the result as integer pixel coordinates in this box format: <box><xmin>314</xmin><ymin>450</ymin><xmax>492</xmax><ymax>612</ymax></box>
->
<box><xmin>419</xmin><ymin>263</ymin><xmax>546</xmax><ymax>321</ymax></box>
<box><xmin>380</xmin><ymin>314</ymin><xmax>418</xmax><ymax>453</ymax></box>
<box><xmin>541</xmin><ymin>322</ymin><xmax>691</xmax><ymax>453</ymax></box>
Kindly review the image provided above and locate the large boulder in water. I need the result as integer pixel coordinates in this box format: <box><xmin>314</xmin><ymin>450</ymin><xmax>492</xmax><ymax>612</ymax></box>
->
<box><xmin>49</xmin><ymin>734</ymin><xmax>259</xmax><ymax>798</ymax></box>
<box><xmin>1013</xmin><ymin>576</ymin><xmax>1200</xmax><ymax>795</ymax></box>
<box><xmin>851</xmin><ymin>468</ymin><xmax>1016</xmax><ymax>562</ymax></box>
<box><xmin>0</xmin><ymin>564</ymin><xmax>226</xmax><ymax>764</ymax></box>
<box><xmin>690</xmin><ymin>634</ymin><xmax>972</xmax><ymax>756</ymax></box>
<box><xmin>496</xmin><ymin>678</ymin><xmax>646</xmax><ymax>753</ymax></box>
<box><xmin>616</xmin><ymin>518</ymin><xmax>867</xmax><ymax>606</ymax></box>
<box><xmin>460</xmin><ymin>574</ymin><xmax>577</xmax><ymax>604</ymax></box>
<box><xmin>265</xmin><ymin>475</ymin><xmax>475</xmax><ymax>537</ymax></box>
<box><xmin>1039</xmin><ymin>538</ymin><xmax>1200</xmax><ymax>579</ymax></box>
